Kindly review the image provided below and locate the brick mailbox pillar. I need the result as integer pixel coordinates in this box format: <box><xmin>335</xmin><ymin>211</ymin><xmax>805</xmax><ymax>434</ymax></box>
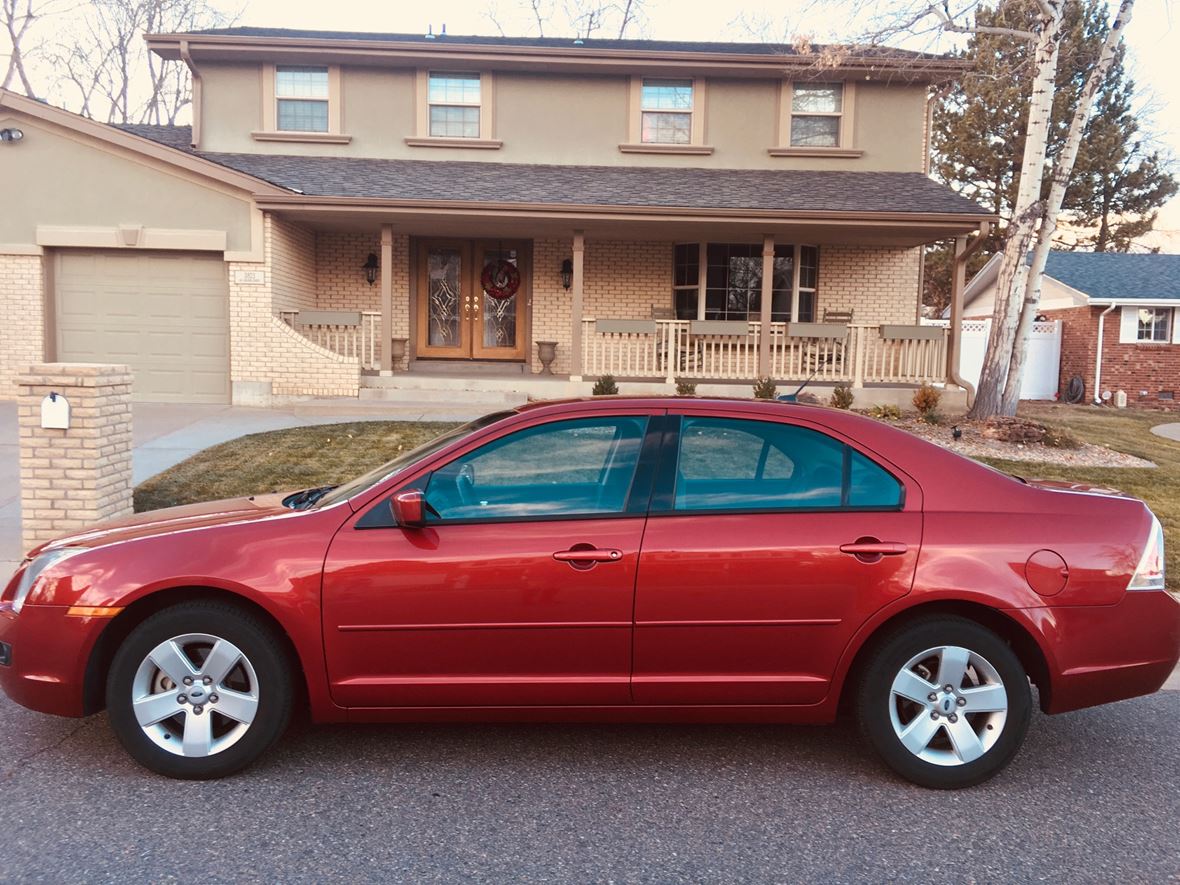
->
<box><xmin>17</xmin><ymin>363</ymin><xmax>134</xmax><ymax>552</ymax></box>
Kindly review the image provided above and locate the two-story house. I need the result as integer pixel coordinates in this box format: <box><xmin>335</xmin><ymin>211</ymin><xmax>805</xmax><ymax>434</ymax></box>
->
<box><xmin>0</xmin><ymin>28</ymin><xmax>992</xmax><ymax>405</ymax></box>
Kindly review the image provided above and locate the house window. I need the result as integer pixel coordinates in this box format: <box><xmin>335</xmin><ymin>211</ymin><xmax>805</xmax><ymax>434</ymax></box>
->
<box><xmin>641</xmin><ymin>79</ymin><xmax>693</xmax><ymax>144</ymax></box>
<box><xmin>428</xmin><ymin>73</ymin><xmax>482</xmax><ymax>138</ymax></box>
<box><xmin>275</xmin><ymin>66</ymin><xmax>329</xmax><ymax>132</ymax></box>
<box><xmin>672</xmin><ymin>243</ymin><xmax>819</xmax><ymax>323</ymax></box>
<box><xmin>790</xmin><ymin>83</ymin><xmax>843</xmax><ymax>147</ymax></box>
<box><xmin>1137</xmin><ymin>307</ymin><xmax>1172</xmax><ymax>342</ymax></box>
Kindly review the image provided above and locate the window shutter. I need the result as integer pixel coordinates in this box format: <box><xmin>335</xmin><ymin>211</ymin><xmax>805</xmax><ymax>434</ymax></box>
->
<box><xmin>1118</xmin><ymin>306</ymin><xmax>1139</xmax><ymax>344</ymax></box>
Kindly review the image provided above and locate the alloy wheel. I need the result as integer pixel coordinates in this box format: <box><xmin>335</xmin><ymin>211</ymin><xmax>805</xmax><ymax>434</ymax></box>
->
<box><xmin>130</xmin><ymin>633</ymin><xmax>260</xmax><ymax>758</ymax></box>
<box><xmin>887</xmin><ymin>644</ymin><xmax>1008</xmax><ymax>767</ymax></box>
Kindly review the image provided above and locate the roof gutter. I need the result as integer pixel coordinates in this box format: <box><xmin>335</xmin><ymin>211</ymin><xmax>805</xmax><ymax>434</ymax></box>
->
<box><xmin>1093</xmin><ymin>303</ymin><xmax>1118</xmax><ymax>405</ymax></box>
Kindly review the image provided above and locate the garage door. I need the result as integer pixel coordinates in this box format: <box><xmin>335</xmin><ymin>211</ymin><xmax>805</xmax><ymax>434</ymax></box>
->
<box><xmin>55</xmin><ymin>251</ymin><xmax>230</xmax><ymax>403</ymax></box>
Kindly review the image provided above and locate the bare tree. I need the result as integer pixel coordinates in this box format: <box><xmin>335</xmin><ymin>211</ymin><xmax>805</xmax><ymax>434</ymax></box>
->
<box><xmin>2</xmin><ymin>0</ymin><xmax>72</xmax><ymax>94</ymax></box>
<box><xmin>496</xmin><ymin>0</ymin><xmax>646</xmax><ymax>39</ymax></box>
<box><xmin>46</xmin><ymin>0</ymin><xmax>231</xmax><ymax>124</ymax></box>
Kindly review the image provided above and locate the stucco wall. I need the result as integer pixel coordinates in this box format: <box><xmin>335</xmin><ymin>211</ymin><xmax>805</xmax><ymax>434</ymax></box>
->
<box><xmin>195</xmin><ymin>63</ymin><xmax>928</xmax><ymax>172</ymax></box>
<box><xmin>0</xmin><ymin>253</ymin><xmax>46</xmax><ymax>397</ymax></box>
<box><xmin>0</xmin><ymin>114</ymin><xmax>255</xmax><ymax>253</ymax></box>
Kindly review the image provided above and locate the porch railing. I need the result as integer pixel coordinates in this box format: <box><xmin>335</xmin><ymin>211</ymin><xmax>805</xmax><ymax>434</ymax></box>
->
<box><xmin>581</xmin><ymin>319</ymin><xmax>948</xmax><ymax>386</ymax></box>
<box><xmin>279</xmin><ymin>310</ymin><xmax>381</xmax><ymax>370</ymax></box>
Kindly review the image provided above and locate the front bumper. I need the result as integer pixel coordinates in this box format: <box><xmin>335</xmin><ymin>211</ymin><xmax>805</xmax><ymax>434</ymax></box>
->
<box><xmin>0</xmin><ymin>602</ymin><xmax>106</xmax><ymax>718</ymax></box>
<box><xmin>1035</xmin><ymin>589</ymin><xmax>1180</xmax><ymax>714</ymax></box>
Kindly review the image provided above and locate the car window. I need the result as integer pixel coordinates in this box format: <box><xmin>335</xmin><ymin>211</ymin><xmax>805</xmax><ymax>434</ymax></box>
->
<box><xmin>425</xmin><ymin>416</ymin><xmax>649</xmax><ymax>520</ymax></box>
<box><xmin>673</xmin><ymin>416</ymin><xmax>901</xmax><ymax>512</ymax></box>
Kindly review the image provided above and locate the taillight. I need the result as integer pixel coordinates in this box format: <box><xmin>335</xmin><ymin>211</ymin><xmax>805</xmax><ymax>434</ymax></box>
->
<box><xmin>1127</xmin><ymin>515</ymin><xmax>1165</xmax><ymax>592</ymax></box>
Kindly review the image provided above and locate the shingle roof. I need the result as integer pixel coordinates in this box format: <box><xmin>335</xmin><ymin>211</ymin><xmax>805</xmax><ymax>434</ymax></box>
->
<box><xmin>180</xmin><ymin>27</ymin><xmax>938</xmax><ymax>62</ymax></box>
<box><xmin>1044</xmin><ymin>252</ymin><xmax>1180</xmax><ymax>302</ymax></box>
<box><xmin>115</xmin><ymin>125</ymin><xmax>989</xmax><ymax>216</ymax></box>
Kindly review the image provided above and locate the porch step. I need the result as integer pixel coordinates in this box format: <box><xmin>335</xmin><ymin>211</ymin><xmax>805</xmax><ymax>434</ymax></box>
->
<box><xmin>359</xmin><ymin>386</ymin><xmax>529</xmax><ymax>406</ymax></box>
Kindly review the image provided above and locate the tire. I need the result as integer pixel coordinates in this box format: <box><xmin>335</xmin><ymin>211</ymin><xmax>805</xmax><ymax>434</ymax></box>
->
<box><xmin>106</xmin><ymin>601</ymin><xmax>293</xmax><ymax>779</ymax></box>
<box><xmin>856</xmin><ymin>617</ymin><xmax>1031</xmax><ymax>789</ymax></box>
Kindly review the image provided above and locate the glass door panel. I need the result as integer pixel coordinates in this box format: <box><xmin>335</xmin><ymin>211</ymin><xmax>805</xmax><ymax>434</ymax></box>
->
<box><xmin>417</xmin><ymin>242</ymin><xmax>470</xmax><ymax>358</ymax></box>
<box><xmin>473</xmin><ymin>242</ymin><xmax>528</xmax><ymax>360</ymax></box>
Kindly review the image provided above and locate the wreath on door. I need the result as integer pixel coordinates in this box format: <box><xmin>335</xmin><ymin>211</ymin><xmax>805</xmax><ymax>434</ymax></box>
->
<box><xmin>481</xmin><ymin>259</ymin><xmax>521</xmax><ymax>300</ymax></box>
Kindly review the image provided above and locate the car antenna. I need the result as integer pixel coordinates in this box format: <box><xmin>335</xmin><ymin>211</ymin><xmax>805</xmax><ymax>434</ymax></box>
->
<box><xmin>777</xmin><ymin>370</ymin><xmax>817</xmax><ymax>404</ymax></box>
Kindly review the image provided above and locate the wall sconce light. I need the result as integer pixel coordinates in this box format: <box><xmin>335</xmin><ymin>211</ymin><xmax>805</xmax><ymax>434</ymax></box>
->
<box><xmin>0</xmin><ymin>128</ymin><xmax>24</xmax><ymax>143</ymax></box>
<box><xmin>560</xmin><ymin>258</ymin><xmax>573</xmax><ymax>290</ymax></box>
<box><xmin>362</xmin><ymin>252</ymin><xmax>379</xmax><ymax>286</ymax></box>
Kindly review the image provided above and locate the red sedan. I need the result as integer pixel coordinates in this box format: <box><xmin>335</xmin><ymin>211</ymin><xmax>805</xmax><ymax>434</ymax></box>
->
<box><xmin>1</xmin><ymin>398</ymin><xmax>1177</xmax><ymax>787</ymax></box>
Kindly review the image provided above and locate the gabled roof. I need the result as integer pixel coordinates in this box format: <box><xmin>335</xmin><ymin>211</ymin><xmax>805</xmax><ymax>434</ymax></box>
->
<box><xmin>1042</xmin><ymin>252</ymin><xmax>1180</xmax><ymax>303</ymax></box>
<box><xmin>960</xmin><ymin>250</ymin><xmax>1180</xmax><ymax>313</ymax></box>
<box><xmin>116</xmin><ymin>124</ymin><xmax>991</xmax><ymax>219</ymax></box>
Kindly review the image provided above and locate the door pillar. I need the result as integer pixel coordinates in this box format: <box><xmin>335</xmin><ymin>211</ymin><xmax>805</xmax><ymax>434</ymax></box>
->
<box><xmin>758</xmin><ymin>233</ymin><xmax>775</xmax><ymax>378</ymax></box>
<box><xmin>379</xmin><ymin>224</ymin><xmax>394</xmax><ymax>374</ymax></box>
<box><xmin>569</xmin><ymin>230</ymin><xmax>585</xmax><ymax>381</ymax></box>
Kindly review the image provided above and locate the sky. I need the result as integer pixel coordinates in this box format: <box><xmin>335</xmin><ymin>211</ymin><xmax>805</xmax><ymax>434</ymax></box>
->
<box><xmin>208</xmin><ymin>0</ymin><xmax>1180</xmax><ymax>232</ymax></box>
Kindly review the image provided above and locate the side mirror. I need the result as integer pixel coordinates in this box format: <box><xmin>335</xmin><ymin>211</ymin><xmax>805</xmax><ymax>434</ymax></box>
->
<box><xmin>390</xmin><ymin>490</ymin><xmax>426</xmax><ymax>528</ymax></box>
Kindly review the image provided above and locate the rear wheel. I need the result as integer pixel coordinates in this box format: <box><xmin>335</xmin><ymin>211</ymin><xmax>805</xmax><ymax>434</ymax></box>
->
<box><xmin>106</xmin><ymin>601</ymin><xmax>293</xmax><ymax>779</ymax></box>
<box><xmin>857</xmin><ymin>617</ymin><xmax>1031</xmax><ymax>789</ymax></box>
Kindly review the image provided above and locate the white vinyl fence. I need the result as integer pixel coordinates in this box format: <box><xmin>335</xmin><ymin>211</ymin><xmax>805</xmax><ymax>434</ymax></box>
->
<box><xmin>925</xmin><ymin>319</ymin><xmax>1061</xmax><ymax>400</ymax></box>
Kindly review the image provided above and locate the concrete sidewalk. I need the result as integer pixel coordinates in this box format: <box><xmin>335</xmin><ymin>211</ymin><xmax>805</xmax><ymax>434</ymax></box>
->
<box><xmin>0</xmin><ymin>397</ymin><xmax>484</xmax><ymax>570</ymax></box>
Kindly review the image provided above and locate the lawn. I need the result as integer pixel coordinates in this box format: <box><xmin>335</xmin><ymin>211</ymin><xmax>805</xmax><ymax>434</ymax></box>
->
<box><xmin>133</xmin><ymin>402</ymin><xmax>1180</xmax><ymax>583</ymax></box>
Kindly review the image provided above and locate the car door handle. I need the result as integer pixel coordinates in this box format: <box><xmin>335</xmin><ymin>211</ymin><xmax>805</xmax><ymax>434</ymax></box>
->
<box><xmin>839</xmin><ymin>541</ymin><xmax>909</xmax><ymax>556</ymax></box>
<box><xmin>553</xmin><ymin>548</ymin><xmax>623</xmax><ymax>563</ymax></box>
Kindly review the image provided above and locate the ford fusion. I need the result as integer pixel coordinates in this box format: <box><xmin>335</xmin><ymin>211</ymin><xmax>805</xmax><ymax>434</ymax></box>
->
<box><xmin>1</xmin><ymin>398</ymin><xmax>1177</xmax><ymax>788</ymax></box>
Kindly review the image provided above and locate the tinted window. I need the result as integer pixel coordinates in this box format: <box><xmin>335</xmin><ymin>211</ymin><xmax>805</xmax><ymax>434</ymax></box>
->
<box><xmin>425</xmin><ymin>417</ymin><xmax>648</xmax><ymax>520</ymax></box>
<box><xmin>673</xmin><ymin>417</ymin><xmax>900</xmax><ymax>512</ymax></box>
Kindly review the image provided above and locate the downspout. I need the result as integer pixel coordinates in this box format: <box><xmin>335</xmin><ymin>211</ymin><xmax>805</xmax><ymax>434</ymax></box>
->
<box><xmin>1093</xmin><ymin>303</ymin><xmax>1117</xmax><ymax>404</ymax></box>
<box><xmin>180</xmin><ymin>40</ymin><xmax>201</xmax><ymax>149</ymax></box>
<box><xmin>947</xmin><ymin>221</ymin><xmax>991</xmax><ymax>406</ymax></box>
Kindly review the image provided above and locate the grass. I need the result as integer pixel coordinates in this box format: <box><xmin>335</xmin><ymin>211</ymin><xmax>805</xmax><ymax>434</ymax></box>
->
<box><xmin>133</xmin><ymin>403</ymin><xmax>1180</xmax><ymax>584</ymax></box>
<box><xmin>133</xmin><ymin>421</ymin><xmax>458</xmax><ymax>513</ymax></box>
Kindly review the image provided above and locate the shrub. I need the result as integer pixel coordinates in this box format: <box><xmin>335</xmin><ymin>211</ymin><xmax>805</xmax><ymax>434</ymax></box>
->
<box><xmin>830</xmin><ymin>385</ymin><xmax>854</xmax><ymax>410</ymax></box>
<box><xmin>868</xmin><ymin>403</ymin><xmax>902</xmax><ymax>421</ymax></box>
<box><xmin>592</xmin><ymin>375</ymin><xmax>618</xmax><ymax>396</ymax></box>
<box><xmin>912</xmin><ymin>383</ymin><xmax>941</xmax><ymax>416</ymax></box>
<box><xmin>920</xmin><ymin>410</ymin><xmax>942</xmax><ymax>425</ymax></box>
<box><xmin>675</xmin><ymin>379</ymin><xmax>697</xmax><ymax>396</ymax></box>
<box><xmin>752</xmin><ymin>377</ymin><xmax>778</xmax><ymax>399</ymax></box>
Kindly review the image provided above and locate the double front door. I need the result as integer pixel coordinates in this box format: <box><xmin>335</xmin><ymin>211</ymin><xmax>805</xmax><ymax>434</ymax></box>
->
<box><xmin>417</xmin><ymin>240</ymin><xmax>529</xmax><ymax>360</ymax></box>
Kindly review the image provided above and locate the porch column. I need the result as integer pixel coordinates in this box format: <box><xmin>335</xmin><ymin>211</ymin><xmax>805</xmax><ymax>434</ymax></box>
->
<box><xmin>758</xmin><ymin>233</ymin><xmax>775</xmax><ymax>377</ymax></box>
<box><xmin>947</xmin><ymin>234</ymin><xmax>968</xmax><ymax>387</ymax></box>
<box><xmin>379</xmin><ymin>224</ymin><xmax>394</xmax><ymax>375</ymax></box>
<box><xmin>569</xmin><ymin>230</ymin><xmax>585</xmax><ymax>381</ymax></box>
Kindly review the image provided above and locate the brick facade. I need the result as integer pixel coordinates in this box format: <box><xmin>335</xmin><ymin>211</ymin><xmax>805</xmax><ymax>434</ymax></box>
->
<box><xmin>0</xmin><ymin>253</ymin><xmax>46</xmax><ymax>398</ymax></box>
<box><xmin>17</xmin><ymin>363</ymin><xmax>133</xmax><ymax>550</ymax></box>
<box><xmin>817</xmin><ymin>245</ymin><xmax>922</xmax><ymax>325</ymax></box>
<box><xmin>227</xmin><ymin>214</ymin><xmax>360</xmax><ymax>400</ymax></box>
<box><xmin>1046</xmin><ymin>305</ymin><xmax>1180</xmax><ymax>409</ymax></box>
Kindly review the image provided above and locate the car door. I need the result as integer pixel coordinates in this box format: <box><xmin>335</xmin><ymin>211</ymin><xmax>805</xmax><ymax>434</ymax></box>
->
<box><xmin>632</xmin><ymin>409</ymin><xmax>922</xmax><ymax>706</ymax></box>
<box><xmin>322</xmin><ymin>410</ymin><xmax>663</xmax><ymax>708</ymax></box>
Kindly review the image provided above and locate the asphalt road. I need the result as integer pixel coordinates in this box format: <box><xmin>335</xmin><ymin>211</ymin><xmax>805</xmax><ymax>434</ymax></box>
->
<box><xmin>1</xmin><ymin>690</ymin><xmax>1177</xmax><ymax>884</ymax></box>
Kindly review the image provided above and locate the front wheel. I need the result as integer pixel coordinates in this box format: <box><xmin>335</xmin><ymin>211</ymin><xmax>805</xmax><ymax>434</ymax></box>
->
<box><xmin>857</xmin><ymin>617</ymin><xmax>1031</xmax><ymax>789</ymax></box>
<box><xmin>106</xmin><ymin>601</ymin><xmax>293</xmax><ymax>779</ymax></box>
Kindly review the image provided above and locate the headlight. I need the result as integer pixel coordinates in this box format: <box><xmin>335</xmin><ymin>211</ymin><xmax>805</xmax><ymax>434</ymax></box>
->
<box><xmin>11</xmin><ymin>548</ymin><xmax>86</xmax><ymax>614</ymax></box>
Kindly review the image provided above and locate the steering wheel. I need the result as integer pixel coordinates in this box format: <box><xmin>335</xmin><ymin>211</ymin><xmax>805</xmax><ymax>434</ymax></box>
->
<box><xmin>456</xmin><ymin>462</ymin><xmax>476</xmax><ymax>506</ymax></box>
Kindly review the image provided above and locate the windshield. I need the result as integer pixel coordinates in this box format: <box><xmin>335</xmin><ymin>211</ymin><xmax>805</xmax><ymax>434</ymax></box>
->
<box><xmin>312</xmin><ymin>410</ymin><xmax>515</xmax><ymax>509</ymax></box>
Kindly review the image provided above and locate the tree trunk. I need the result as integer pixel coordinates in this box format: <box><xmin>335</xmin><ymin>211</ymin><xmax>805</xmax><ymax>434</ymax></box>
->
<box><xmin>1001</xmin><ymin>0</ymin><xmax>1136</xmax><ymax>415</ymax></box>
<box><xmin>967</xmin><ymin>1</ymin><xmax>1066</xmax><ymax>421</ymax></box>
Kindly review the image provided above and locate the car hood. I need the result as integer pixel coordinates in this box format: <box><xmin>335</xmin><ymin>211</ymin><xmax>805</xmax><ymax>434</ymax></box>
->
<box><xmin>32</xmin><ymin>493</ymin><xmax>295</xmax><ymax>556</ymax></box>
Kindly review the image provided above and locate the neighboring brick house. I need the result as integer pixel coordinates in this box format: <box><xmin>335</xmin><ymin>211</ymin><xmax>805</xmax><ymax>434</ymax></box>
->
<box><xmin>1</xmin><ymin>29</ymin><xmax>993</xmax><ymax>405</ymax></box>
<box><xmin>961</xmin><ymin>252</ymin><xmax>1180</xmax><ymax>409</ymax></box>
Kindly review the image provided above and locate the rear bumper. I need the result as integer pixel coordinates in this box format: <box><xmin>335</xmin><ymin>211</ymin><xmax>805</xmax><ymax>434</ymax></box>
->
<box><xmin>0</xmin><ymin>602</ymin><xmax>103</xmax><ymax>718</ymax></box>
<box><xmin>1032</xmin><ymin>590</ymin><xmax>1180</xmax><ymax>714</ymax></box>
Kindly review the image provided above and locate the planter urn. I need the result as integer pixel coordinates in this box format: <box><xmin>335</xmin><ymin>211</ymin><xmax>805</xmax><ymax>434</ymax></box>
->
<box><xmin>536</xmin><ymin>340</ymin><xmax>558</xmax><ymax>375</ymax></box>
<box><xmin>389</xmin><ymin>337</ymin><xmax>408</xmax><ymax>370</ymax></box>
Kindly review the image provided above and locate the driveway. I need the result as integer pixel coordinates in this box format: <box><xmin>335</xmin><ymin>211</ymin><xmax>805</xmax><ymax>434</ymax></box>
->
<box><xmin>0</xmin><ymin>398</ymin><xmax>484</xmax><ymax>569</ymax></box>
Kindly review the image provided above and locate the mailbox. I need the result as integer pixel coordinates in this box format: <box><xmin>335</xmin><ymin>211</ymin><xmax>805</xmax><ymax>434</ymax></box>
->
<box><xmin>40</xmin><ymin>392</ymin><xmax>70</xmax><ymax>429</ymax></box>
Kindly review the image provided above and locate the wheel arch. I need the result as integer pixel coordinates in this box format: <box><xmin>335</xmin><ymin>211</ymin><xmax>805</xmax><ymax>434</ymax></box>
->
<box><xmin>82</xmin><ymin>586</ymin><xmax>311</xmax><ymax>716</ymax></box>
<box><xmin>836</xmin><ymin>599</ymin><xmax>1055</xmax><ymax>715</ymax></box>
